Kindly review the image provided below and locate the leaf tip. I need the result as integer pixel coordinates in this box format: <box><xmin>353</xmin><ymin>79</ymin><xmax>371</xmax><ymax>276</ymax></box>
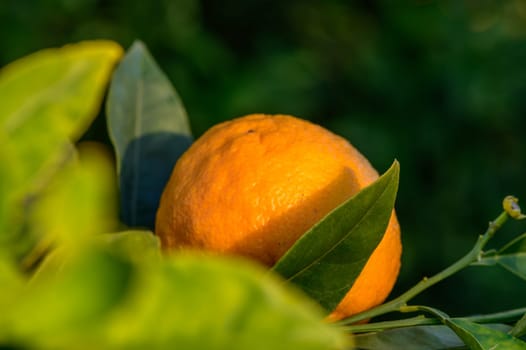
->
<box><xmin>129</xmin><ymin>40</ymin><xmax>148</xmax><ymax>54</ymax></box>
<box><xmin>383</xmin><ymin>159</ymin><xmax>400</xmax><ymax>184</ymax></box>
<box><xmin>391</xmin><ymin>159</ymin><xmax>400</xmax><ymax>171</ymax></box>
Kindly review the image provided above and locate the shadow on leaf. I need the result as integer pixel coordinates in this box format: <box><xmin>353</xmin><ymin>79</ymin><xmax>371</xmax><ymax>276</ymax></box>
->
<box><xmin>120</xmin><ymin>132</ymin><xmax>192</xmax><ymax>230</ymax></box>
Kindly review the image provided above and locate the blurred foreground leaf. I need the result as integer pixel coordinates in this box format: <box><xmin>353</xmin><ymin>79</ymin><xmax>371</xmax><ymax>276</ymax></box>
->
<box><xmin>0</xmin><ymin>137</ymin><xmax>18</xmax><ymax>257</ymax></box>
<box><xmin>2</xmin><ymin>248</ymin><xmax>350</xmax><ymax>350</ymax></box>
<box><xmin>0</xmin><ymin>258</ymin><xmax>24</xmax><ymax>339</ymax></box>
<box><xmin>0</xmin><ymin>40</ymin><xmax>122</xmax><ymax>195</ymax></box>
<box><xmin>445</xmin><ymin>318</ymin><xmax>526</xmax><ymax>350</ymax></box>
<box><xmin>30</xmin><ymin>145</ymin><xmax>118</xmax><ymax>250</ymax></box>
<box><xmin>6</xmin><ymin>249</ymin><xmax>133</xmax><ymax>348</ymax></box>
<box><xmin>0</xmin><ymin>41</ymin><xmax>122</xmax><ymax>262</ymax></box>
<box><xmin>28</xmin><ymin>231</ymin><xmax>159</xmax><ymax>288</ymax></box>
<box><xmin>94</xmin><ymin>230</ymin><xmax>161</xmax><ymax>263</ymax></box>
<box><xmin>105</xmin><ymin>254</ymin><xmax>350</xmax><ymax>350</ymax></box>
<box><xmin>273</xmin><ymin>160</ymin><xmax>399</xmax><ymax>312</ymax></box>
<box><xmin>107</xmin><ymin>40</ymin><xmax>193</xmax><ymax>229</ymax></box>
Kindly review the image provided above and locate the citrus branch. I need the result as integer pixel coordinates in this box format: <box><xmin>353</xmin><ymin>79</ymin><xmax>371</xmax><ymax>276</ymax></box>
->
<box><xmin>344</xmin><ymin>307</ymin><xmax>526</xmax><ymax>333</ymax></box>
<box><xmin>341</xmin><ymin>210</ymin><xmax>510</xmax><ymax>325</ymax></box>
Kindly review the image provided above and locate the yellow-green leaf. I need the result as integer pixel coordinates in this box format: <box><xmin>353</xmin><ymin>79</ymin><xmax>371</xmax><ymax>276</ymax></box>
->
<box><xmin>4</xmin><ymin>248</ymin><xmax>350</xmax><ymax>350</ymax></box>
<box><xmin>0</xmin><ymin>40</ymin><xmax>122</xmax><ymax>195</ymax></box>
<box><xmin>30</xmin><ymin>144</ymin><xmax>118</xmax><ymax>248</ymax></box>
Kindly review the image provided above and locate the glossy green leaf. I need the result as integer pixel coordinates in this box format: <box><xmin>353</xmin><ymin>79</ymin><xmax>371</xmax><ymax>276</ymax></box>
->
<box><xmin>511</xmin><ymin>313</ymin><xmax>526</xmax><ymax>338</ymax></box>
<box><xmin>107</xmin><ymin>40</ymin><xmax>193</xmax><ymax>229</ymax></box>
<box><xmin>354</xmin><ymin>324</ymin><xmax>512</xmax><ymax>350</ymax></box>
<box><xmin>445</xmin><ymin>318</ymin><xmax>526</xmax><ymax>350</ymax></box>
<box><xmin>0</xmin><ymin>40</ymin><xmax>122</xmax><ymax>195</ymax></box>
<box><xmin>273</xmin><ymin>160</ymin><xmax>399</xmax><ymax>312</ymax></box>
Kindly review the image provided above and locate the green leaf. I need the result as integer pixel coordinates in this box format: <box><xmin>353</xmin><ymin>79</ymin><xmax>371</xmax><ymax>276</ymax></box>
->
<box><xmin>0</xmin><ymin>134</ymin><xmax>19</xmax><ymax>257</ymax></box>
<box><xmin>5</xmin><ymin>249</ymin><xmax>133</xmax><ymax>347</ymax></box>
<box><xmin>475</xmin><ymin>234</ymin><xmax>526</xmax><ymax>280</ymax></box>
<box><xmin>0</xmin><ymin>41</ymin><xmax>122</xmax><ymax>264</ymax></box>
<box><xmin>4</xmin><ymin>250</ymin><xmax>350</xmax><ymax>349</ymax></box>
<box><xmin>107</xmin><ymin>40</ymin><xmax>193</xmax><ymax>229</ymax></box>
<box><xmin>13</xmin><ymin>145</ymin><xmax>118</xmax><ymax>273</ymax></box>
<box><xmin>94</xmin><ymin>230</ymin><xmax>161</xmax><ymax>263</ymax></box>
<box><xmin>273</xmin><ymin>160</ymin><xmax>399</xmax><ymax>312</ymax></box>
<box><xmin>511</xmin><ymin>313</ymin><xmax>526</xmax><ymax>338</ymax></box>
<box><xmin>0</xmin><ymin>258</ymin><xmax>24</xmax><ymax>339</ymax></box>
<box><xmin>354</xmin><ymin>324</ymin><xmax>512</xmax><ymax>350</ymax></box>
<box><xmin>445</xmin><ymin>318</ymin><xmax>526</xmax><ymax>350</ymax></box>
<box><xmin>0</xmin><ymin>40</ymin><xmax>122</xmax><ymax>195</ymax></box>
<box><xmin>493</xmin><ymin>254</ymin><xmax>526</xmax><ymax>281</ymax></box>
<box><xmin>0</xmin><ymin>258</ymin><xmax>23</xmax><ymax>287</ymax></box>
<box><xmin>30</xmin><ymin>145</ymin><xmax>118</xmax><ymax>249</ymax></box>
<box><xmin>500</xmin><ymin>233</ymin><xmax>526</xmax><ymax>254</ymax></box>
<box><xmin>30</xmin><ymin>231</ymin><xmax>160</xmax><ymax>281</ymax></box>
<box><xmin>100</xmin><ymin>254</ymin><xmax>350</xmax><ymax>350</ymax></box>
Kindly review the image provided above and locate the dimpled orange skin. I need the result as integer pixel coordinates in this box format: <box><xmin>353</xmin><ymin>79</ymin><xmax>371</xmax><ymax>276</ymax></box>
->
<box><xmin>155</xmin><ymin>114</ymin><xmax>402</xmax><ymax>320</ymax></box>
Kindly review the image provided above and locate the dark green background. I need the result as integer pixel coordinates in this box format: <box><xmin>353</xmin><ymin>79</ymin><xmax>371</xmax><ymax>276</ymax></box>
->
<box><xmin>1</xmin><ymin>0</ymin><xmax>525</xmax><ymax>317</ymax></box>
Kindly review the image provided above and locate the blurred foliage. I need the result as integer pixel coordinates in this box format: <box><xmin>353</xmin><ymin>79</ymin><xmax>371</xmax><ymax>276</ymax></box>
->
<box><xmin>1</xmin><ymin>0</ymin><xmax>526</xmax><ymax>315</ymax></box>
<box><xmin>0</xmin><ymin>41</ymin><xmax>349</xmax><ymax>349</ymax></box>
<box><xmin>0</xmin><ymin>40</ymin><xmax>122</xmax><ymax>264</ymax></box>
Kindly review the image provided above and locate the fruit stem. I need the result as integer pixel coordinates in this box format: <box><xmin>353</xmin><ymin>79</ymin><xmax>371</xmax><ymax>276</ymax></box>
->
<box><xmin>341</xmin><ymin>210</ymin><xmax>509</xmax><ymax>325</ymax></box>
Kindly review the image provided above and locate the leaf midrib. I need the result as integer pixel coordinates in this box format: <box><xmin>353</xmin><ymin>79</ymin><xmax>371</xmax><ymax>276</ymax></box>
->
<box><xmin>129</xmin><ymin>63</ymin><xmax>145</xmax><ymax>226</ymax></box>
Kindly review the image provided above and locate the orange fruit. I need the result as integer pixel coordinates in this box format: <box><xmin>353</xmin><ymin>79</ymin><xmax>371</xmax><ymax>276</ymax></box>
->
<box><xmin>155</xmin><ymin>114</ymin><xmax>401</xmax><ymax>320</ymax></box>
